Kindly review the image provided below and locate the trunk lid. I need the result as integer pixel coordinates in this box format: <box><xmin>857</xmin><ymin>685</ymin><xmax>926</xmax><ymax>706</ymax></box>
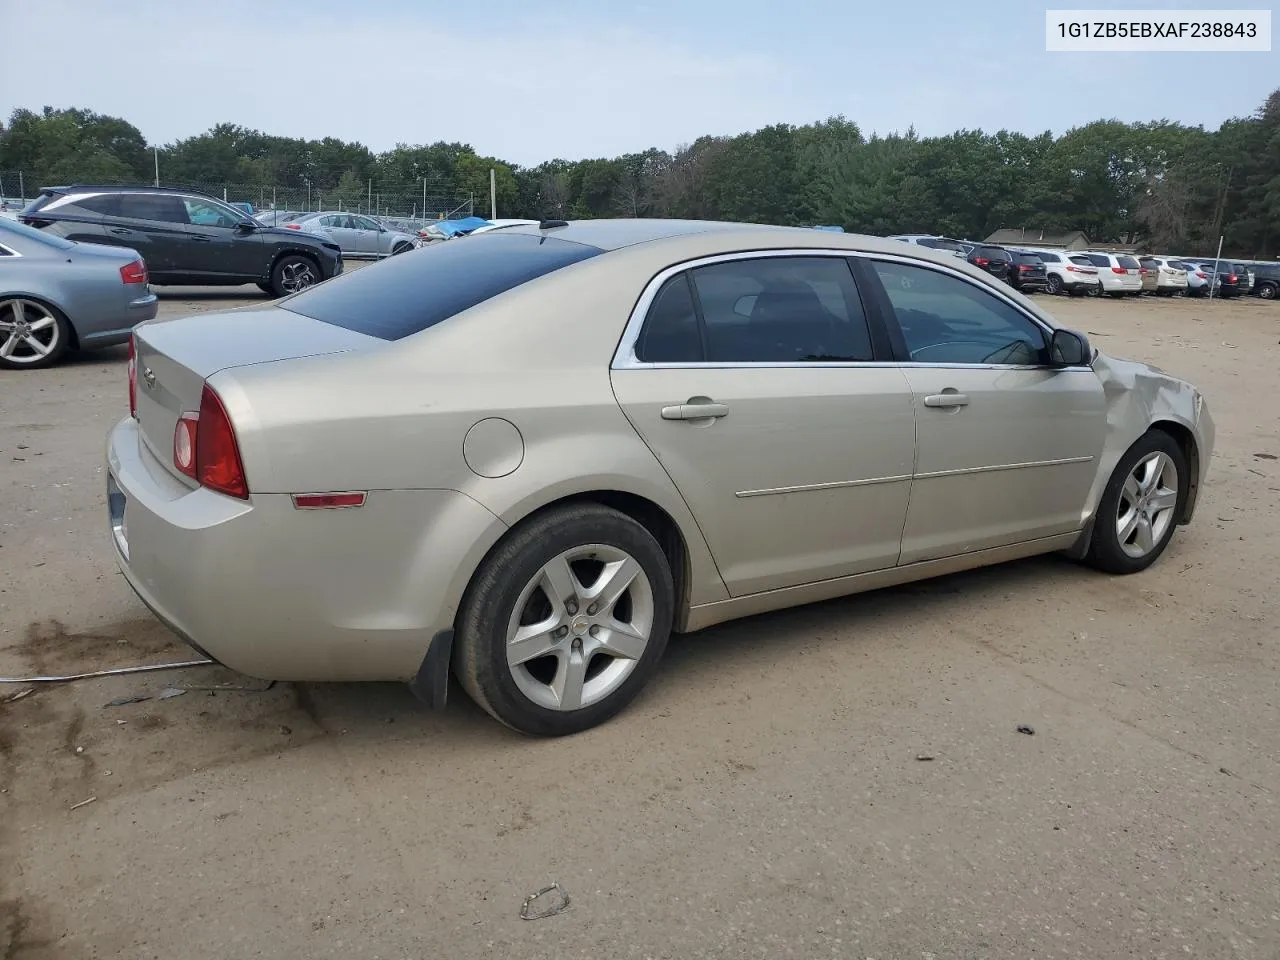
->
<box><xmin>132</xmin><ymin>306</ymin><xmax>379</xmax><ymax>483</ymax></box>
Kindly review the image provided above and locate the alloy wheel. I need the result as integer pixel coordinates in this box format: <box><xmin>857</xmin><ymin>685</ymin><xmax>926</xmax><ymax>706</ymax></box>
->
<box><xmin>0</xmin><ymin>298</ymin><xmax>60</xmax><ymax>364</ymax></box>
<box><xmin>1116</xmin><ymin>451</ymin><xmax>1179</xmax><ymax>559</ymax></box>
<box><xmin>505</xmin><ymin>544</ymin><xmax>655</xmax><ymax>711</ymax></box>
<box><xmin>279</xmin><ymin>261</ymin><xmax>317</xmax><ymax>294</ymax></box>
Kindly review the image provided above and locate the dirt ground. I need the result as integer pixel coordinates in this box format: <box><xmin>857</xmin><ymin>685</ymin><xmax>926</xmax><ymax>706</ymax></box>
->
<box><xmin>1</xmin><ymin>285</ymin><xmax>1278</xmax><ymax>960</ymax></box>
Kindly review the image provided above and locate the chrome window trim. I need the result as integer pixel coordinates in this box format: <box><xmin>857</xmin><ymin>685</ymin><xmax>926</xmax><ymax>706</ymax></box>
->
<box><xmin>610</xmin><ymin>247</ymin><xmax>1093</xmax><ymax>373</ymax></box>
<box><xmin>0</xmin><ymin>242</ymin><xmax>23</xmax><ymax>258</ymax></box>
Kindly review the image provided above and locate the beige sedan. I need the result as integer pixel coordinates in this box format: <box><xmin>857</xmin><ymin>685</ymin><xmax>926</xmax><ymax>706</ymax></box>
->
<box><xmin>106</xmin><ymin>220</ymin><xmax>1215</xmax><ymax>736</ymax></box>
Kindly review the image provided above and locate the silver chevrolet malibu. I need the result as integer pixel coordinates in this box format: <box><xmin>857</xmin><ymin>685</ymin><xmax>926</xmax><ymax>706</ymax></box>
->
<box><xmin>106</xmin><ymin>219</ymin><xmax>1214</xmax><ymax>736</ymax></box>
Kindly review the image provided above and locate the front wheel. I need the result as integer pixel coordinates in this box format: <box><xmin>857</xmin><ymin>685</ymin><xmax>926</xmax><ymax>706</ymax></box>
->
<box><xmin>1085</xmin><ymin>430</ymin><xmax>1188</xmax><ymax>575</ymax></box>
<box><xmin>391</xmin><ymin>243</ymin><xmax>413</xmax><ymax>256</ymax></box>
<box><xmin>0</xmin><ymin>297</ymin><xmax>72</xmax><ymax>370</ymax></box>
<box><xmin>455</xmin><ymin>503</ymin><xmax>675</xmax><ymax>736</ymax></box>
<box><xmin>270</xmin><ymin>255</ymin><xmax>321</xmax><ymax>298</ymax></box>
<box><xmin>1046</xmin><ymin>274</ymin><xmax>1064</xmax><ymax>295</ymax></box>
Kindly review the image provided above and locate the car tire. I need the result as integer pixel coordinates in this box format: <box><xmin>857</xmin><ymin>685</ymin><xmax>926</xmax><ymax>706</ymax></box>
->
<box><xmin>256</xmin><ymin>282</ymin><xmax>275</xmax><ymax>297</ymax></box>
<box><xmin>1085</xmin><ymin>430</ymin><xmax>1188</xmax><ymax>576</ymax></box>
<box><xmin>1108</xmin><ymin>291</ymin><xmax>1127</xmax><ymax>299</ymax></box>
<box><xmin>1086</xmin><ymin>284</ymin><xmax>1102</xmax><ymax>297</ymax></box>
<box><xmin>454</xmin><ymin>502</ymin><xmax>675</xmax><ymax>736</ymax></box>
<box><xmin>270</xmin><ymin>254</ymin><xmax>321</xmax><ymax>298</ymax></box>
<box><xmin>1259</xmin><ymin>283</ymin><xmax>1277</xmax><ymax>300</ymax></box>
<box><xmin>391</xmin><ymin>243</ymin><xmax>413</xmax><ymax>256</ymax></box>
<box><xmin>1046</xmin><ymin>274</ymin><xmax>1064</xmax><ymax>295</ymax></box>
<box><xmin>0</xmin><ymin>297</ymin><xmax>73</xmax><ymax>370</ymax></box>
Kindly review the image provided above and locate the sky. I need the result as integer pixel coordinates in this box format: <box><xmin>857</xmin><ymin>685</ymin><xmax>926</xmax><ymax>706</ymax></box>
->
<box><xmin>1</xmin><ymin>0</ymin><xmax>1275</xmax><ymax>166</ymax></box>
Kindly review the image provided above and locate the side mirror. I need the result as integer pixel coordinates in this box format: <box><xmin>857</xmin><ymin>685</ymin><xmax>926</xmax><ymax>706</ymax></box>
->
<box><xmin>235</xmin><ymin>219</ymin><xmax>256</xmax><ymax>233</ymax></box>
<box><xmin>1050</xmin><ymin>328</ymin><xmax>1091</xmax><ymax>367</ymax></box>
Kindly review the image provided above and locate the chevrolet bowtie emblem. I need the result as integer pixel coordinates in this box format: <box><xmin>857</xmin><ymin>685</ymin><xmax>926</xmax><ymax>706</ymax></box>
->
<box><xmin>142</xmin><ymin>366</ymin><xmax>157</xmax><ymax>388</ymax></box>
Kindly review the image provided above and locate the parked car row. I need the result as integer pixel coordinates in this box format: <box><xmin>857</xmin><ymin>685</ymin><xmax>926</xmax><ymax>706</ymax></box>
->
<box><xmin>890</xmin><ymin>235</ymin><xmax>1279</xmax><ymax>301</ymax></box>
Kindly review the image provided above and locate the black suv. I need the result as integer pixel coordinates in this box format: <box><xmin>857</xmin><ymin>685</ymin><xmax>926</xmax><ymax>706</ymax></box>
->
<box><xmin>1251</xmin><ymin>262</ymin><xmax>1280</xmax><ymax>300</ymax></box>
<box><xmin>966</xmin><ymin>244</ymin><xmax>1013</xmax><ymax>282</ymax></box>
<box><xmin>1006</xmin><ymin>250</ymin><xmax>1050</xmax><ymax>293</ymax></box>
<box><xmin>21</xmin><ymin>185</ymin><xmax>343</xmax><ymax>297</ymax></box>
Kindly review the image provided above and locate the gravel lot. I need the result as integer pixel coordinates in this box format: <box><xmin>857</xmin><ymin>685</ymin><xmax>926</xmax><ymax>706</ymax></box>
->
<box><xmin>2</xmin><ymin>283</ymin><xmax>1278</xmax><ymax>960</ymax></box>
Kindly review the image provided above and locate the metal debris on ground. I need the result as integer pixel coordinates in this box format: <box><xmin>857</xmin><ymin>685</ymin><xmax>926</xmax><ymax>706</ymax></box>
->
<box><xmin>916</xmin><ymin>754</ymin><xmax>935</xmax><ymax>761</ymax></box>
<box><xmin>1254</xmin><ymin>452</ymin><xmax>1277</xmax><ymax>460</ymax></box>
<box><xmin>105</xmin><ymin>694</ymin><xmax>151</xmax><ymax>707</ymax></box>
<box><xmin>1</xmin><ymin>688</ymin><xmax>34</xmax><ymax>704</ymax></box>
<box><xmin>0</xmin><ymin>658</ymin><xmax>215</xmax><ymax>685</ymax></box>
<box><xmin>70</xmin><ymin>796</ymin><xmax>97</xmax><ymax>811</ymax></box>
<box><xmin>520</xmin><ymin>883</ymin><xmax>570</xmax><ymax>920</ymax></box>
<box><xmin>1016</xmin><ymin>724</ymin><xmax>1036</xmax><ymax>735</ymax></box>
<box><xmin>157</xmin><ymin>687</ymin><xmax>187</xmax><ymax>700</ymax></box>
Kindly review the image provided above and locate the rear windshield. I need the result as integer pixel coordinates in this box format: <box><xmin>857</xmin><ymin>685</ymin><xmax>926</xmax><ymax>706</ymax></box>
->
<box><xmin>975</xmin><ymin>246</ymin><xmax>1010</xmax><ymax>260</ymax></box>
<box><xmin>1032</xmin><ymin>251</ymin><xmax>1060</xmax><ymax>263</ymax></box>
<box><xmin>280</xmin><ymin>232</ymin><xmax>604</xmax><ymax>340</ymax></box>
<box><xmin>0</xmin><ymin>216</ymin><xmax>76</xmax><ymax>250</ymax></box>
<box><xmin>918</xmin><ymin>237</ymin><xmax>964</xmax><ymax>253</ymax></box>
<box><xmin>1014</xmin><ymin>253</ymin><xmax>1043</xmax><ymax>264</ymax></box>
<box><xmin>1116</xmin><ymin>256</ymin><xmax>1140</xmax><ymax>269</ymax></box>
<box><xmin>1067</xmin><ymin>255</ymin><xmax>1093</xmax><ymax>266</ymax></box>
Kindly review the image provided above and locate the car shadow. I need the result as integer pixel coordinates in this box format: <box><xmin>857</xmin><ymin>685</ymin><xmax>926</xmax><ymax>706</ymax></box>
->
<box><xmin>283</xmin><ymin>553</ymin><xmax>1097</xmax><ymax>743</ymax></box>
<box><xmin>155</xmin><ymin>287</ymin><xmax>270</xmax><ymax>301</ymax></box>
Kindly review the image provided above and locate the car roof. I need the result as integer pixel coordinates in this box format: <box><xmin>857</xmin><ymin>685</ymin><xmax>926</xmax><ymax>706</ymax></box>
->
<box><xmin>497</xmin><ymin>219</ymin><xmax>1009</xmax><ymax>257</ymax></box>
<box><xmin>39</xmin><ymin>184</ymin><xmax>214</xmax><ymax>196</ymax></box>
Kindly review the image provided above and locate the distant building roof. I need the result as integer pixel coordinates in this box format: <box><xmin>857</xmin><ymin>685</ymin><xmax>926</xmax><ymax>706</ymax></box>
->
<box><xmin>985</xmin><ymin>228</ymin><xmax>1090</xmax><ymax>249</ymax></box>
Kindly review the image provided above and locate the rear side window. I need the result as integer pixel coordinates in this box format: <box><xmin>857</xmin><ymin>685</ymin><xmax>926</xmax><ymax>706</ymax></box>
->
<box><xmin>636</xmin><ymin>275</ymin><xmax>702</xmax><ymax>363</ymax></box>
<box><xmin>280</xmin><ymin>233</ymin><xmax>603</xmax><ymax>340</ymax></box>
<box><xmin>117</xmin><ymin>193</ymin><xmax>188</xmax><ymax>224</ymax></box>
<box><xmin>687</xmin><ymin>256</ymin><xmax>873</xmax><ymax>363</ymax></box>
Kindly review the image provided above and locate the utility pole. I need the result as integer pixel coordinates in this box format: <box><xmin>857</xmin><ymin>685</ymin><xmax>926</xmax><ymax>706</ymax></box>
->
<box><xmin>153</xmin><ymin>147</ymin><xmax>160</xmax><ymax>187</ymax></box>
<box><xmin>367</xmin><ymin>178</ymin><xmax>372</xmax><ymax>215</ymax></box>
<box><xmin>422</xmin><ymin>177</ymin><xmax>427</xmax><ymax>222</ymax></box>
<box><xmin>490</xmin><ymin>168</ymin><xmax>497</xmax><ymax>220</ymax></box>
<box><xmin>18</xmin><ymin>170</ymin><xmax>24</xmax><ymax>205</ymax></box>
<box><xmin>1208</xmin><ymin>235</ymin><xmax>1224</xmax><ymax>302</ymax></box>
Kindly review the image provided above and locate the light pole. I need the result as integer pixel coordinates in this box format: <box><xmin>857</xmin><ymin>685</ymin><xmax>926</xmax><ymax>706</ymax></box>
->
<box><xmin>304</xmin><ymin>178</ymin><xmax>311</xmax><ymax>212</ymax></box>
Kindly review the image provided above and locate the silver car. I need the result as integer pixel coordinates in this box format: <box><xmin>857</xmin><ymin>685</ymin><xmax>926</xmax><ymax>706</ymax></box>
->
<box><xmin>106</xmin><ymin>220</ymin><xmax>1214</xmax><ymax>736</ymax></box>
<box><xmin>1</xmin><ymin>217</ymin><xmax>157</xmax><ymax>369</ymax></box>
<box><xmin>286</xmin><ymin>212</ymin><xmax>418</xmax><ymax>258</ymax></box>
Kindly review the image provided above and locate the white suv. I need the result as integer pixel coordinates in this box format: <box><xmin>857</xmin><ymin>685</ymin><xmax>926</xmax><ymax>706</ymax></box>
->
<box><xmin>1139</xmin><ymin>257</ymin><xmax>1189</xmax><ymax>296</ymax></box>
<box><xmin>1021</xmin><ymin>248</ymin><xmax>1102</xmax><ymax>296</ymax></box>
<box><xmin>1077</xmin><ymin>252</ymin><xmax>1144</xmax><ymax>297</ymax></box>
<box><xmin>885</xmin><ymin>235</ymin><xmax>968</xmax><ymax>257</ymax></box>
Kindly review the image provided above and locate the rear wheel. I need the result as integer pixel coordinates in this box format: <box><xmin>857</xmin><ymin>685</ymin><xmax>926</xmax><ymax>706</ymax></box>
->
<box><xmin>256</xmin><ymin>282</ymin><xmax>275</xmax><ymax>297</ymax></box>
<box><xmin>1046</xmin><ymin>274</ymin><xmax>1064</xmax><ymax>295</ymax></box>
<box><xmin>270</xmin><ymin>254</ymin><xmax>321</xmax><ymax>298</ymax></box>
<box><xmin>1259</xmin><ymin>282</ymin><xmax>1277</xmax><ymax>300</ymax></box>
<box><xmin>1085</xmin><ymin>430</ymin><xmax>1187</xmax><ymax>575</ymax></box>
<box><xmin>455</xmin><ymin>503</ymin><xmax>675</xmax><ymax>736</ymax></box>
<box><xmin>0</xmin><ymin>297</ymin><xmax>72</xmax><ymax>370</ymax></box>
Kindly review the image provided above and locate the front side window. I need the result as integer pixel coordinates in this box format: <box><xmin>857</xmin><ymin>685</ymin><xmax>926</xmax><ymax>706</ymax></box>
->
<box><xmin>688</xmin><ymin>256</ymin><xmax>874</xmax><ymax>363</ymax></box>
<box><xmin>183</xmin><ymin>198</ymin><xmax>242</xmax><ymax>228</ymax></box>
<box><xmin>870</xmin><ymin>260</ymin><xmax>1047</xmax><ymax>366</ymax></box>
<box><xmin>354</xmin><ymin>216</ymin><xmax>381</xmax><ymax>231</ymax></box>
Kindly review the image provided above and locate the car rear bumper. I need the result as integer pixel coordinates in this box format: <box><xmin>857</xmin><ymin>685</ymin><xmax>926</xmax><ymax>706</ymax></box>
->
<box><xmin>106</xmin><ymin>415</ymin><xmax>506</xmax><ymax>682</ymax></box>
<box><xmin>77</xmin><ymin>292</ymin><xmax>159</xmax><ymax>347</ymax></box>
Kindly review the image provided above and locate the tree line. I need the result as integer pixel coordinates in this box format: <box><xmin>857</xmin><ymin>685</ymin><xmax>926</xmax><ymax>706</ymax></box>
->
<box><xmin>2</xmin><ymin>90</ymin><xmax>1277</xmax><ymax>258</ymax></box>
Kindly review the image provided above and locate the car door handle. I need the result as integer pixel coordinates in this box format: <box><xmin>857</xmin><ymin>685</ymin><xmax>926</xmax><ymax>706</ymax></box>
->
<box><xmin>924</xmin><ymin>393</ymin><xmax>969</xmax><ymax>408</ymax></box>
<box><xmin>191</xmin><ymin>235</ymin><xmax>213</xmax><ymax>242</ymax></box>
<box><xmin>109</xmin><ymin>227</ymin><xmax>131</xmax><ymax>235</ymax></box>
<box><xmin>661</xmin><ymin>401</ymin><xmax>730</xmax><ymax>420</ymax></box>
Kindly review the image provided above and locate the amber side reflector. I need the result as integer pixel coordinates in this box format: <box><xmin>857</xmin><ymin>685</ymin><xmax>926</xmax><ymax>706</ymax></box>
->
<box><xmin>292</xmin><ymin>492</ymin><xmax>367</xmax><ymax>509</ymax></box>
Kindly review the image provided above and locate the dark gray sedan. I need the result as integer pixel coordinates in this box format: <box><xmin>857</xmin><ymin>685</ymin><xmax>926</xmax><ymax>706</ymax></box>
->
<box><xmin>0</xmin><ymin>217</ymin><xmax>157</xmax><ymax>369</ymax></box>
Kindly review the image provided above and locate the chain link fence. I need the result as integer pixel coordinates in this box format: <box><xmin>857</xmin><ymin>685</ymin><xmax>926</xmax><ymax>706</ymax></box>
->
<box><xmin>0</xmin><ymin>171</ymin><xmax>475</xmax><ymax>223</ymax></box>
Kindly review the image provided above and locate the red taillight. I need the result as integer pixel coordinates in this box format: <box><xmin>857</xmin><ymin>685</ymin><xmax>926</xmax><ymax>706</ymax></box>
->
<box><xmin>1227</xmin><ymin>274</ymin><xmax>1237</xmax><ymax>282</ymax></box>
<box><xmin>285</xmin><ymin>223</ymin><xmax>301</xmax><ymax>230</ymax></box>
<box><xmin>195</xmin><ymin>384</ymin><xmax>248</xmax><ymax>499</ymax></box>
<box><xmin>1111</xmin><ymin>267</ymin><xmax>1127</xmax><ymax>274</ymax></box>
<box><xmin>173</xmin><ymin>413</ymin><xmax>199</xmax><ymax>479</ymax></box>
<box><xmin>127</xmin><ymin>337</ymin><xmax>137</xmax><ymax>419</ymax></box>
<box><xmin>1196</xmin><ymin>271</ymin><xmax>1207</xmax><ymax>279</ymax></box>
<box><xmin>1018</xmin><ymin>264</ymin><xmax>1033</xmax><ymax>271</ymax></box>
<box><xmin>974</xmin><ymin>257</ymin><xmax>989</xmax><ymax>266</ymax></box>
<box><xmin>119</xmin><ymin>259</ymin><xmax>147</xmax><ymax>285</ymax></box>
